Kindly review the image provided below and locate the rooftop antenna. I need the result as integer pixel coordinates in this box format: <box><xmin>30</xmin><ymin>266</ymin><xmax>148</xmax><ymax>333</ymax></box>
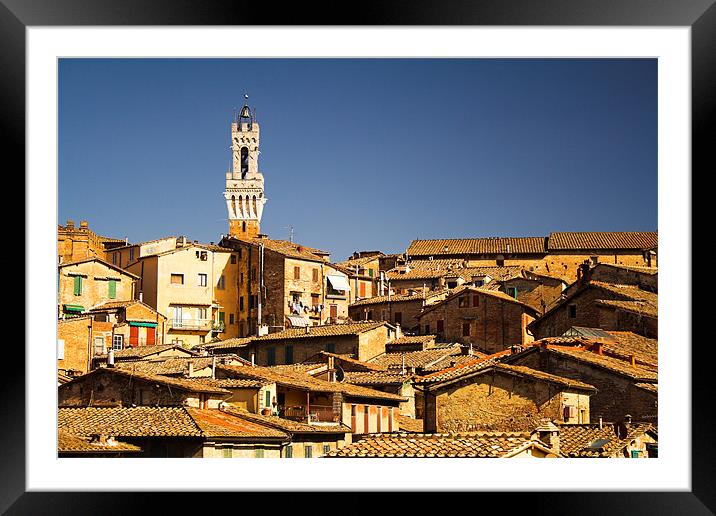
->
<box><xmin>285</xmin><ymin>225</ymin><xmax>295</xmax><ymax>243</ymax></box>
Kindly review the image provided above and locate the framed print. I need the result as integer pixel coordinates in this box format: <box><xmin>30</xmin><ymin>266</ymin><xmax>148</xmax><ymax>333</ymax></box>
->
<box><xmin>4</xmin><ymin>0</ymin><xmax>708</xmax><ymax>513</ymax></box>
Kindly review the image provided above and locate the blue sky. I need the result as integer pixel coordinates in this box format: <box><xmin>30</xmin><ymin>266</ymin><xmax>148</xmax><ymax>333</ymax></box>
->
<box><xmin>59</xmin><ymin>58</ymin><xmax>657</xmax><ymax>261</ymax></box>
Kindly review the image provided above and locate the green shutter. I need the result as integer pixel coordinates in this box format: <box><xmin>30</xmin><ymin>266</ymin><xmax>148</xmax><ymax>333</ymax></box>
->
<box><xmin>265</xmin><ymin>390</ymin><xmax>271</xmax><ymax>408</ymax></box>
<box><xmin>73</xmin><ymin>276</ymin><xmax>82</xmax><ymax>296</ymax></box>
<box><xmin>108</xmin><ymin>279</ymin><xmax>117</xmax><ymax>299</ymax></box>
<box><xmin>218</xmin><ymin>311</ymin><xmax>225</xmax><ymax>323</ymax></box>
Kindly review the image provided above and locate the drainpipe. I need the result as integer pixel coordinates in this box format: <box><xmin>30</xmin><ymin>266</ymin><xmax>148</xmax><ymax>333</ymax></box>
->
<box><xmin>257</xmin><ymin>242</ymin><xmax>264</xmax><ymax>332</ymax></box>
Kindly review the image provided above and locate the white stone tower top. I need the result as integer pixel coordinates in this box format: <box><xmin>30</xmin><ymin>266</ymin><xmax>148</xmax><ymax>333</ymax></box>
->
<box><xmin>224</xmin><ymin>97</ymin><xmax>266</xmax><ymax>238</ymax></box>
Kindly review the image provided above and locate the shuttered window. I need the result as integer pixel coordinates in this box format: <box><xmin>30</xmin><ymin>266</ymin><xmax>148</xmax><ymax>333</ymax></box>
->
<box><xmin>73</xmin><ymin>276</ymin><xmax>83</xmax><ymax>296</ymax></box>
<box><xmin>108</xmin><ymin>279</ymin><xmax>117</xmax><ymax>299</ymax></box>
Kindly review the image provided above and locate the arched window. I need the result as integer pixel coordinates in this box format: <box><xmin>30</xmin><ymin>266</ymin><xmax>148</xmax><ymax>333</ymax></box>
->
<box><xmin>240</xmin><ymin>147</ymin><xmax>249</xmax><ymax>177</ymax></box>
<box><xmin>231</xmin><ymin>195</ymin><xmax>236</xmax><ymax>217</ymax></box>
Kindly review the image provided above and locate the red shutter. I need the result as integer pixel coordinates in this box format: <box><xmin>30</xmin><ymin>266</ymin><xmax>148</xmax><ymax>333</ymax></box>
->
<box><xmin>146</xmin><ymin>327</ymin><xmax>156</xmax><ymax>346</ymax></box>
<box><xmin>129</xmin><ymin>326</ymin><xmax>139</xmax><ymax>347</ymax></box>
<box><xmin>359</xmin><ymin>283</ymin><xmax>366</xmax><ymax>298</ymax></box>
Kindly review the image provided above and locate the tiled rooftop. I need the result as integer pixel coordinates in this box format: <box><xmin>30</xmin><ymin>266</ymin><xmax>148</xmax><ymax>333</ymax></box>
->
<box><xmin>58</xmin><ymin>429</ymin><xmax>143</xmax><ymax>454</ymax></box>
<box><xmin>185</xmin><ymin>407</ymin><xmax>288</xmax><ymax>439</ymax></box>
<box><xmin>58</xmin><ymin>407</ymin><xmax>204</xmax><ymax>437</ymax></box>
<box><xmin>254</xmin><ymin>321</ymin><xmax>388</xmax><ymax>341</ymax></box>
<box><xmin>217</xmin><ymin>364</ymin><xmax>406</xmax><ymax>402</ymax></box>
<box><xmin>221</xmin><ymin>405</ymin><xmax>351</xmax><ymax>435</ymax></box>
<box><xmin>368</xmin><ymin>346</ymin><xmax>463</xmax><ymax>372</ymax></box>
<box><xmin>545</xmin><ymin>345</ymin><xmax>658</xmax><ymax>381</ymax></box>
<box><xmin>558</xmin><ymin>422</ymin><xmax>656</xmax><ymax>457</ymax></box>
<box><xmin>324</xmin><ymin>432</ymin><xmax>546</xmax><ymax>458</ymax></box>
<box><xmin>407</xmin><ymin>237</ymin><xmax>546</xmax><ymax>257</ymax></box>
<box><xmin>547</xmin><ymin>232</ymin><xmax>658</xmax><ymax>251</ymax></box>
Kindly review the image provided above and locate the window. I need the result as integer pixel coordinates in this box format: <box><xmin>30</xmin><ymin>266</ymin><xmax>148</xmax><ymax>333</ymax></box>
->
<box><xmin>229</xmin><ymin>313</ymin><xmax>235</xmax><ymax>325</ymax></box>
<box><xmin>129</xmin><ymin>248</ymin><xmax>135</xmax><ymax>261</ymax></box>
<box><xmin>217</xmin><ymin>275</ymin><xmax>225</xmax><ymax>290</ymax></box>
<box><xmin>198</xmin><ymin>273</ymin><xmax>207</xmax><ymax>286</ymax></box>
<box><xmin>462</xmin><ymin>322</ymin><xmax>471</xmax><ymax>337</ymax></box>
<box><xmin>507</xmin><ymin>287</ymin><xmax>518</xmax><ymax>299</ymax></box>
<box><xmin>223</xmin><ymin>447</ymin><xmax>232</xmax><ymax>458</ymax></box>
<box><xmin>294</xmin><ymin>266</ymin><xmax>301</xmax><ymax>280</ymax></box>
<box><xmin>458</xmin><ymin>296</ymin><xmax>469</xmax><ymax>308</ymax></box>
<box><xmin>267</xmin><ymin>347</ymin><xmax>276</xmax><ymax>366</ymax></box>
<box><xmin>424</xmin><ymin>324</ymin><xmax>430</xmax><ymax>334</ymax></box>
<box><xmin>323</xmin><ymin>444</ymin><xmax>331</xmax><ymax>455</ymax></box>
<box><xmin>394</xmin><ymin>312</ymin><xmax>402</xmax><ymax>325</ymax></box>
<box><xmin>199</xmin><ymin>335</ymin><xmax>205</xmax><ymax>344</ymax></box>
<box><xmin>368</xmin><ymin>269</ymin><xmax>374</xmax><ymax>277</ymax></box>
<box><xmin>325</xmin><ymin>343</ymin><xmax>336</xmax><ymax>354</ymax></box>
<box><xmin>254</xmin><ymin>448</ymin><xmax>264</xmax><ymax>458</ymax></box>
<box><xmin>112</xmin><ymin>253</ymin><xmax>118</xmax><ymax>265</ymax></box>
<box><xmin>251</xmin><ymin>268</ymin><xmax>257</xmax><ymax>280</ymax></box>
<box><xmin>568</xmin><ymin>304</ymin><xmax>577</xmax><ymax>318</ymax></box>
<box><xmin>240</xmin><ymin>297</ymin><xmax>244</xmax><ymax>311</ymax></box>
<box><xmin>240</xmin><ymin>273</ymin><xmax>244</xmax><ymax>285</ymax></box>
<box><xmin>93</xmin><ymin>336</ymin><xmax>105</xmax><ymax>355</ymax></box>
<box><xmin>112</xmin><ymin>335</ymin><xmax>123</xmax><ymax>351</ymax></box>
<box><xmin>285</xmin><ymin>345</ymin><xmax>293</xmax><ymax>364</ymax></box>
<box><xmin>311</xmin><ymin>294</ymin><xmax>320</xmax><ymax>307</ymax></box>
<box><xmin>265</xmin><ymin>390</ymin><xmax>271</xmax><ymax>408</ymax></box>
<box><xmin>472</xmin><ymin>294</ymin><xmax>480</xmax><ymax>307</ymax></box>
<box><xmin>170</xmin><ymin>273</ymin><xmax>184</xmax><ymax>285</ymax></box>
<box><xmin>108</xmin><ymin>279</ymin><xmax>117</xmax><ymax>299</ymax></box>
<box><xmin>218</xmin><ymin>311</ymin><xmax>225</xmax><ymax>327</ymax></box>
<box><xmin>73</xmin><ymin>276</ymin><xmax>83</xmax><ymax>296</ymax></box>
<box><xmin>496</xmin><ymin>257</ymin><xmax>505</xmax><ymax>267</ymax></box>
<box><xmin>231</xmin><ymin>254</ymin><xmax>237</xmax><ymax>264</ymax></box>
<box><xmin>312</xmin><ymin>268</ymin><xmax>319</xmax><ymax>282</ymax></box>
<box><xmin>285</xmin><ymin>445</ymin><xmax>293</xmax><ymax>458</ymax></box>
<box><xmin>304</xmin><ymin>445</ymin><xmax>313</xmax><ymax>458</ymax></box>
<box><xmin>437</xmin><ymin>320</ymin><xmax>444</xmax><ymax>333</ymax></box>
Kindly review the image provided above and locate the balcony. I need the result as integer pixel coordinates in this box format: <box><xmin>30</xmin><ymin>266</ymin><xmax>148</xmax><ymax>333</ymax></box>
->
<box><xmin>168</xmin><ymin>318</ymin><xmax>212</xmax><ymax>331</ymax></box>
<box><xmin>212</xmin><ymin>321</ymin><xmax>226</xmax><ymax>333</ymax></box>
<box><xmin>278</xmin><ymin>404</ymin><xmax>337</xmax><ymax>424</ymax></box>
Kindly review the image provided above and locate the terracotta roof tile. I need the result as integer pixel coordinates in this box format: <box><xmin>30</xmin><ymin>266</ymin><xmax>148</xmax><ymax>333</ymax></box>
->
<box><xmin>558</xmin><ymin>422</ymin><xmax>656</xmax><ymax>457</ymax></box>
<box><xmin>397</xmin><ymin>416</ymin><xmax>424</xmax><ymax>433</ymax></box>
<box><xmin>58</xmin><ymin>407</ymin><xmax>204</xmax><ymax>437</ymax></box>
<box><xmin>547</xmin><ymin>232</ymin><xmax>658</xmax><ymax>251</ymax></box>
<box><xmin>254</xmin><ymin>321</ymin><xmax>389</xmax><ymax>341</ymax></box>
<box><xmin>407</xmin><ymin>237</ymin><xmax>546</xmax><ymax>257</ymax></box>
<box><xmin>185</xmin><ymin>407</ymin><xmax>288</xmax><ymax>439</ymax></box>
<box><xmin>325</xmin><ymin>432</ymin><xmax>546</xmax><ymax>458</ymax></box>
<box><xmin>58</xmin><ymin>429</ymin><xmax>142</xmax><ymax>454</ymax></box>
<box><xmin>343</xmin><ymin>371</ymin><xmax>412</xmax><ymax>386</ymax></box>
<box><xmin>368</xmin><ymin>346</ymin><xmax>463</xmax><ymax>371</ymax></box>
<box><xmin>221</xmin><ymin>405</ymin><xmax>351</xmax><ymax>434</ymax></box>
<box><xmin>545</xmin><ymin>345</ymin><xmax>658</xmax><ymax>381</ymax></box>
<box><xmin>95</xmin><ymin>344</ymin><xmax>200</xmax><ymax>360</ymax></box>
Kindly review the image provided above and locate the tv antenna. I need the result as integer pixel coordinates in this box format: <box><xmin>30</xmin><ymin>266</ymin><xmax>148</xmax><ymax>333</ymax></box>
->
<box><xmin>285</xmin><ymin>225</ymin><xmax>294</xmax><ymax>243</ymax></box>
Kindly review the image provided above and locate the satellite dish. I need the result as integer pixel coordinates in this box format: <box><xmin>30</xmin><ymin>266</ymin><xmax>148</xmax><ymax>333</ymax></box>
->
<box><xmin>335</xmin><ymin>364</ymin><xmax>345</xmax><ymax>382</ymax></box>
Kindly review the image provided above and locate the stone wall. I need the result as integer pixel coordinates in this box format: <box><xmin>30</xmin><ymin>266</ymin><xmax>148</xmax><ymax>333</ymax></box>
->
<box><xmin>511</xmin><ymin>349</ymin><xmax>658</xmax><ymax>424</ymax></box>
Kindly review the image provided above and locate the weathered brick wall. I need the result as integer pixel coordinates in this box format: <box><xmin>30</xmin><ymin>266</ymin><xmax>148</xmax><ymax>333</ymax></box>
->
<box><xmin>511</xmin><ymin>349</ymin><xmax>658</xmax><ymax>423</ymax></box>
<box><xmin>357</xmin><ymin>326</ymin><xmax>394</xmax><ymax>361</ymax></box>
<box><xmin>597</xmin><ymin>305</ymin><xmax>658</xmax><ymax>338</ymax></box>
<box><xmin>58</xmin><ymin>317</ymin><xmax>93</xmax><ymax>374</ymax></box>
<box><xmin>260</xmin><ymin>250</ymin><xmax>286</xmax><ymax>332</ymax></box>
<box><xmin>429</xmin><ymin>372</ymin><xmax>568</xmax><ymax>432</ymax></box>
<box><xmin>58</xmin><ymin>261</ymin><xmax>135</xmax><ymax>314</ymax></box>
<box><xmin>501</xmin><ymin>277</ymin><xmax>564</xmax><ymax>314</ymax></box>
<box><xmin>418</xmin><ymin>292</ymin><xmax>533</xmax><ymax>353</ymax></box>
<box><xmin>590</xmin><ymin>265</ymin><xmax>658</xmax><ymax>292</ymax></box>
<box><xmin>532</xmin><ymin>287</ymin><xmax>610</xmax><ymax>339</ymax></box>
<box><xmin>58</xmin><ymin>370</ymin><xmax>197</xmax><ymax>407</ymax></box>
<box><xmin>252</xmin><ymin>335</ymin><xmax>361</xmax><ymax>366</ymax></box>
<box><xmin>349</xmin><ymin>299</ymin><xmax>426</xmax><ymax>333</ymax></box>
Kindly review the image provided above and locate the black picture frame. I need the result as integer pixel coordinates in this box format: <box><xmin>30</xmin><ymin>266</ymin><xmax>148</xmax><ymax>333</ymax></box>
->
<box><xmin>5</xmin><ymin>0</ymin><xmax>704</xmax><ymax>513</ymax></box>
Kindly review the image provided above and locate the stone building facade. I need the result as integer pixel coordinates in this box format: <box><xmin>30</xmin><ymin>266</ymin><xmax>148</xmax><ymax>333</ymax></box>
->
<box><xmin>348</xmin><ymin>290</ymin><xmax>448</xmax><ymax>333</ymax></box>
<box><xmin>418</xmin><ymin>363</ymin><xmax>595</xmax><ymax>433</ymax></box>
<box><xmin>58</xmin><ymin>258</ymin><xmax>138</xmax><ymax>318</ymax></box>
<box><xmin>417</xmin><ymin>287</ymin><xmax>539</xmax><ymax>353</ymax></box>
<box><xmin>57</xmin><ymin>219</ymin><xmax>125</xmax><ymax>264</ymax></box>
<box><xmin>505</xmin><ymin>343</ymin><xmax>658</xmax><ymax>424</ymax></box>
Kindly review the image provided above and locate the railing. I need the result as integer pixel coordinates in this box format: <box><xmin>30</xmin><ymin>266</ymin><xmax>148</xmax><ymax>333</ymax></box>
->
<box><xmin>168</xmin><ymin>318</ymin><xmax>212</xmax><ymax>331</ymax></box>
<box><xmin>278</xmin><ymin>404</ymin><xmax>336</xmax><ymax>423</ymax></box>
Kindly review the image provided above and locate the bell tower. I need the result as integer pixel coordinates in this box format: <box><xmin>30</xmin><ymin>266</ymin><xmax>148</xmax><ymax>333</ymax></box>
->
<box><xmin>224</xmin><ymin>96</ymin><xmax>266</xmax><ymax>239</ymax></box>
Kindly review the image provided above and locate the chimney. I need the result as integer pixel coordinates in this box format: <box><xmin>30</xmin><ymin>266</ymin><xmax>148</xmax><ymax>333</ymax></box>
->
<box><xmin>250</xmin><ymin>352</ymin><xmax>256</xmax><ymax>366</ymax></box>
<box><xmin>305</xmin><ymin>325</ymin><xmax>310</xmax><ymax>334</ymax></box>
<box><xmin>532</xmin><ymin>419</ymin><xmax>560</xmax><ymax>455</ymax></box>
<box><xmin>139</xmin><ymin>292</ymin><xmax>143</xmax><ymax>303</ymax></box>
<box><xmin>395</xmin><ymin>323</ymin><xmax>402</xmax><ymax>339</ymax></box>
<box><xmin>599</xmin><ymin>416</ymin><xmax>603</xmax><ymax>430</ymax></box>
<box><xmin>187</xmin><ymin>361</ymin><xmax>194</xmax><ymax>377</ymax></box>
<box><xmin>107</xmin><ymin>349</ymin><xmax>115</xmax><ymax>368</ymax></box>
<box><xmin>79</xmin><ymin>220</ymin><xmax>88</xmax><ymax>229</ymax></box>
<box><xmin>182</xmin><ymin>236</ymin><xmax>187</xmax><ymax>246</ymax></box>
<box><xmin>594</xmin><ymin>342</ymin><xmax>603</xmax><ymax>355</ymax></box>
<box><xmin>327</xmin><ymin>355</ymin><xmax>336</xmax><ymax>382</ymax></box>
<box><xmin>66</xmin><ymin>219</ymin><xmax>75</xmax><ymax>230</ymax></box>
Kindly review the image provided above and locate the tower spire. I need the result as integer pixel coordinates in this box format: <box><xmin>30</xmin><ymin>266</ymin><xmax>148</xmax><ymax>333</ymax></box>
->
<box><xmin>224</xmin><ymin>96</ymin><xmax>266</xmax><ymax>239</ymax></box>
